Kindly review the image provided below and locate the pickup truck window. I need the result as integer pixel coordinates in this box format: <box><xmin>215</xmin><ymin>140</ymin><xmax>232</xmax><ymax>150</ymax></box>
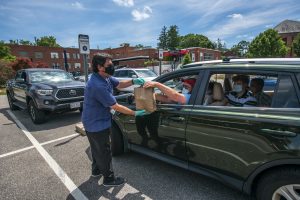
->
<box><xmin>29</xmin><ymin>71</ymin><xmax>73</xmax><ymax>83</ymax></box>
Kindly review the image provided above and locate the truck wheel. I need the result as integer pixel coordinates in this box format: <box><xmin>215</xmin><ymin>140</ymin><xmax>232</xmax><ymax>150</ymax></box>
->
<box><xmin>7</xmin><ymin>92</ymin><xmax>18</xmax><ymax>110</ymax></box>
<box><xmin>29</xmin><ymin>100</ymin><xmax>46</xmax><ymax>124</ymax></box>
<box><xmin>111</xmin><ymin>123</ymin><xmax>124</xmax><ymax>156</ymax></box>
<box><xmin>256</xmin><ymin>167</ymin><xmax>300</xmax><ymax>200</ymax></box>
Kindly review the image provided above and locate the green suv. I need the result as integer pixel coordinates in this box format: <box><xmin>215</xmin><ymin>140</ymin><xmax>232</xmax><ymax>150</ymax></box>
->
<box><xmin>111</xmin><ymin>58</ymin><xmax>300</xmax><ymax>200</ymax></box>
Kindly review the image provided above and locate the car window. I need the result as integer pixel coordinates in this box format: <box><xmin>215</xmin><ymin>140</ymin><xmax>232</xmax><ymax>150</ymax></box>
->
<box><xmin>15</xmin><ymin>71</ymin><xmax>22</xmax><ymax>79</ymax></box>
<box><xmin>128</xmin><ymin>70</ymin><xmax>137</xmax><ymax>78</ymax></box>
<box><xmin>200</xmin><ymin>73</ymin><xmax>277</xmax><ymax>107</ymax></box>
<box><xmin>117</xmin><ymin>70</ymin><xmax>128</xmax><ymax>78</ymax></box>
<box><xmin>135</xmin><ymin>70</ymin><xmax>157</xmax><ymax>78</ymax></box>
<box><xmin>273</xmin><ymin>75</ymin><xmax>300</xmax><ymax>108</ymax></box>
<box><xmin>114</xmin><ymin>71</ymin><xmax>120</xmax><ymax>77</ymax></box>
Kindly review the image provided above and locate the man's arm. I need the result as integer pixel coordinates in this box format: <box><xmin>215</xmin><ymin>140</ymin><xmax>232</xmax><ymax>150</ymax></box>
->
<box><xmin>144</xmin><ymin>81</ymin><xmax>185</xmax><ymax>104</ymax></box>
<box><xmin>111</xmin><ymin>103</ymin><xmax>135</xmax><ymax>115</ymax></box>
<box><xmin>116</xmin><ymin>80</ymin><xmax>132</xmax><ymax>89</ymax></box>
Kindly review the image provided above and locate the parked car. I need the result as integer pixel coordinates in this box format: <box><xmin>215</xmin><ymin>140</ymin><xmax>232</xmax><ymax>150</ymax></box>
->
<box><xmin>6</xmin><ymin>68</ymin><xmax>85</xmax><ymax>124</ymax></box>
<box><xmin>111</xmin><ymin>58</ymin><xmax>300</xmax><ymax>200</ymax></box>
<box><xmin>113</xmin><ymin>68</ymin><xmax>157</xmax><ymax>92</ymax></box>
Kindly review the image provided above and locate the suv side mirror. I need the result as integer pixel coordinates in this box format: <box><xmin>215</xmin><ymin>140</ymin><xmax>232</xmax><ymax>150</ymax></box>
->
<box><xmin>131</xmin><ymin>75</ymin><xmax>137</xmax><ymax>78</ymax></box>
<box><xmin>16</xmin><ymin>77</ymin><xmax>25</xmax><ymax>83</ymax></box>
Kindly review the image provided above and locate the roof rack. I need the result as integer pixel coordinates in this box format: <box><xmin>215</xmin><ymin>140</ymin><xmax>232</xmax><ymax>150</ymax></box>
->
<box><xmin>183</xmin><ymin>58</ymin><xmax>300</xmax><ymax>68</ymax></box>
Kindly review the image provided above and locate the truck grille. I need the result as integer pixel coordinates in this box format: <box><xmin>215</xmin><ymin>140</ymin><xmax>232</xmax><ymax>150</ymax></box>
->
<box><xmin>55</xmin><ymin>88</ymin><xmax>84</xmax><ymax>99</ymax></box>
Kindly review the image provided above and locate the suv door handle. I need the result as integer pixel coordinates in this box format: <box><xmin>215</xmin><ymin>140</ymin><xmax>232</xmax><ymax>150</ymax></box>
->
<box><xmin>169</xmin><ymin>116</ymin><xmax>185</xmax><ymax>122</ymax></box>
<box><xmin>260</xmin><ymin>129</ymin><xmax>297</xmax><ymax>137</ymax></box>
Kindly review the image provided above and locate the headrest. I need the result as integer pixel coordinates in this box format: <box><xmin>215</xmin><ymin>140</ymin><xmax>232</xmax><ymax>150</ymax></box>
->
<box><xmin>213</xmin><ymin>82</ymin><xmax>224</xmax><ymax>101</ymax></box>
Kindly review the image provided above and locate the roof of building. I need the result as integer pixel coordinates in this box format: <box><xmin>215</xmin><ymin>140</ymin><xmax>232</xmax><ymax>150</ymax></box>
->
<box><xmin>274</xmin><ymin>19</ymin><xmax>300</xmax><ymax>34</ymax></box>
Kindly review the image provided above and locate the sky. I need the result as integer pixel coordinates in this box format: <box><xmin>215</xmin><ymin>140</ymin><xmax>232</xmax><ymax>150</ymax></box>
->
<box><xmin>0</xmin><ymin>0</ymin><xmax>300</xmax><ymax>49</ymax></box>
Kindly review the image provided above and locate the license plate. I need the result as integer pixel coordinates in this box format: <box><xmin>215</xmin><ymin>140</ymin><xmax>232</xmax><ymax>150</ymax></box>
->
<box><xmin>70</xmin><ymin>102</ymin><xmax>81</xmax><ymax>109</ymax></box>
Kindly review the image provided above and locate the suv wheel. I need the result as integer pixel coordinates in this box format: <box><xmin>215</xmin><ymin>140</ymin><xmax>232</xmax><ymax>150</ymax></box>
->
<box><xmin>111</xmin><ymin>123</ymin><xmax>124</xmax><ymax>156</ymax></box>
<box><xmin>7</xmin><ymin>92</ymin><xmax>18</xmax><ymax>110</ymax></box>
<box><xmin>256</xmin><ymin>167</ymin><xmax>300</xmax><ymax>200</ymax></box>
<box><xmin>29</xmin><ymin>100</ymin><xmax>46</xmax><ymax>124</ymax></box>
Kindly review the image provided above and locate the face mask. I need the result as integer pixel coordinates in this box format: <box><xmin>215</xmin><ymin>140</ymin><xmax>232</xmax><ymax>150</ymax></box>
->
<box><xmin>105</xmin><ymin>64</ymin><xmax>115</xmax><ymax>76</ymax></box>
<box><xmin>233</xmin><ymin>84</ymin><xmax>243</xmax><ymax>93</ymax></box>
<box><xmin>182</xmin><ymin>87</ymin><xmax>189</xmax><ymax>94</ymax></box>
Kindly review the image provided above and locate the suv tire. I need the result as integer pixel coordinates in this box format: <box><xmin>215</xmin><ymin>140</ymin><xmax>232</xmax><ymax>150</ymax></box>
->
<box><xmin>29</xmin><ymin>100</ymin><xmax>46</xmax><ymax>124</ymax></box>
<box><xmin>111</xmin><ymin>123</ymin><xmax>124</xmax><ymax>156</ymax></box>
<box><xmin>7</xmin><ymin>92</ymin><xmax>18</xmax><ymax>110</ymax></box>
<box><xmin>256</xmin><ymin>167</ymin><xmax>300</xmax><ymax>200</ymax></box>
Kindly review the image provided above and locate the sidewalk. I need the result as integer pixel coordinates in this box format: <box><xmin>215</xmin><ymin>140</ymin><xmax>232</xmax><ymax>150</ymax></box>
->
<box><xmin>0</xmin><ymin>95</ymin><xmax>8</xmax><ymax>109</ymax></box>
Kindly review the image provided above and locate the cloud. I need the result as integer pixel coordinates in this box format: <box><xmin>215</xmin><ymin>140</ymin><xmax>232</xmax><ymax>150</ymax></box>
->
<box><xmin>131</xmin><ymin>6</ymin><xmax>152</xmax><ymax>21</ymax></box>
<box><xmin>71</xmin><ymin>2</ymin><xmax>85</xmax><ymax>10</ymax></box>
<box><xmin>227</xmin><ymin>13</ymin><xmax>243</xmax><ymax>19</ymax></box>
<box><xmin>265</xmin><ymin>24</ymin><xmax>273</xmax><ymax>28</ymax></box>
<box><xmin>112</xmin><ymin>0</ymin><xmax>134</xmax><ymax>7</ymax></box>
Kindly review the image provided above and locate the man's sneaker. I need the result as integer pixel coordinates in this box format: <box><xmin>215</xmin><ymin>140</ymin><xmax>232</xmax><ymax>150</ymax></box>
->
<box><xmin>91</xmin><ymin>169</ymin><xmax>101</xmax><ymax>177</ymax></box>
<box><xmin>103</xmin><ymin>176</ymin><xmax>125</xmax><ymax>187</ymax></box>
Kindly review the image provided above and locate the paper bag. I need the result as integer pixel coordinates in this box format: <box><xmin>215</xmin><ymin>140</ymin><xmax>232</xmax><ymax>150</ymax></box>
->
<box><xmin>134</xmin><ymin>87</ymin><xmax>156</xmax><ymax>112</ymax></box>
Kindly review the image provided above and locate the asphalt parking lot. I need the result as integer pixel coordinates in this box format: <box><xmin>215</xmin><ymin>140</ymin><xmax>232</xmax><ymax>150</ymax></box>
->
<box><xmin>0</xmin><ymin>96</ymin><xmax>254</xmax><ymax>200</ymax></box>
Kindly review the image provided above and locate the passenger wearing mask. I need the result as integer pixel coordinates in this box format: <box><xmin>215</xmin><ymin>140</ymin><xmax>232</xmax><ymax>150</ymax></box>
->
<box><xmin>143</xmin><ymin>78</ymin><xmax>196</xmax><ymax>104</ymax></box>
<box><xmin>224</xmin><ymin>75</ymin><xmax>257</xmax><ymax>107</ymax></box>
<box><xmin>250</xmin><ymin>78</ymin><xmax>272</xmax><ymax>107</ymax></box>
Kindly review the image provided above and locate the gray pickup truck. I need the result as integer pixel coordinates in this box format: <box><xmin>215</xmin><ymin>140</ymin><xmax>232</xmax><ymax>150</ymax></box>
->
<box><xmin>6</xmin><ymin>68</ymin><xmax>85</xmax><ymax>124</ymax></box>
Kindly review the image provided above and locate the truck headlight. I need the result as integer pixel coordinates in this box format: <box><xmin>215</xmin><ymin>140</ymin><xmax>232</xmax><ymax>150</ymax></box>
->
<box><xmin>36</xmin><ymin>89</ymin><xmax>53</xmax><ymax>96</ymax></box>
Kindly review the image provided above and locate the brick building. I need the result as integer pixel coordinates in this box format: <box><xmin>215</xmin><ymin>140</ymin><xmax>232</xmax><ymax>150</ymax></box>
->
<box><xmin>274</xmin><ymin>19</ymin><xmax>300</xmax><ymax>57</ymax></box>
<box><xmin>7</xmin><ymin>44</ymin><xmax>220</xmax><ymax>73</ymax></box>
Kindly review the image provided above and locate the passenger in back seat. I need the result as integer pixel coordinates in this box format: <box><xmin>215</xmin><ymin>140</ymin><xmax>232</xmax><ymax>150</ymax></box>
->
<box><xmin>250</xmin><ymin>78</ymin><xmax>272</xmax><ymax>107</ymax></box>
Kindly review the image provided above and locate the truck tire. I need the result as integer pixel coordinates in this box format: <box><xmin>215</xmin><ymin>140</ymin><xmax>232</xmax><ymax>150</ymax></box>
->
<box><xmin>29</xmin><ymin>100</ymin><xmax>46</xmax><ymax>124</ymax></box>
<box><xmin>111</xmin><ymin>123</ymin><xmax>124</xmax><ymax>156</ymax></box>
<box><xmin>256</xmin><ymin>167</ymin><xmax>300</xmax><ymax>200</ymax></box>
<box><xmin>7</xmin><ymin>92</ymin><xmax>18</xmax><ymax>110</ymax></box>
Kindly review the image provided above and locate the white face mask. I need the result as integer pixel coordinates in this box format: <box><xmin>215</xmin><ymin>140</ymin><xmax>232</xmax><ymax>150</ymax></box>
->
<box><xmin>182</xmin><ymin>87</ymin><xmax>189</xmax><ymax>94</ymax></box>
<box><xmin>233</xmin><ymin>84</ymin><xmax>243</xmax><ymax>93</ymax></box>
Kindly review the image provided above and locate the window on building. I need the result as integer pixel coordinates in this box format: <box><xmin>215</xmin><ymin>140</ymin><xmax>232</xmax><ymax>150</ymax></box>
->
<box><xmin>204</xmin><ymin>53</ymin><xmax>213</xmax><ymax>61</ymax></box>
<box><xmin>19</xmin><ymin>51</ymin><xmax>28</xmax><ymax>57</ymax></box>
<box><xmin>75</xmin><ymin>63</ymin><xmax>81</xmax><ymax>69</ymax></box>
<box><xmin>77</xmin><ymin>54</ymin><xmax>80</xmax><ymax>59</ymax></box>
<box><xmin>34</xmin><ymin>52</ymin><xmax>43</xmax><ymax>59</ymax></box>
<box><xmin>51</xmin><ymin>52</ymin><xmax>59</xmax><ymax>59</ymax></box>
<box><xmin>199</xmin><ymin>52</ymin><xmax>204</xmax><ymax>61</ymax></box>
<box><xmin>73</xmin><ymin>53</ymin><xmax>77</xmax><ymax>59</ymax></box>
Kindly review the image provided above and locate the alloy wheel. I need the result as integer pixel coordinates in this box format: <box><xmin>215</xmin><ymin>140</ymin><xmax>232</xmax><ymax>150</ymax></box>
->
<box><xmin>272</xmin><ymin>184</ymin><xmax>300</xmax><ymax>200</ymax></box>
<box><xmin>30</xmin><ymin>105</ymin><xmax>36</xmax><ymax>121</ymax></box>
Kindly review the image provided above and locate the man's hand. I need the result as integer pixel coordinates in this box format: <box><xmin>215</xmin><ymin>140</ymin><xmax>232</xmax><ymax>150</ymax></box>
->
<box><xmin>132</xmin><ymin>78</ymin><xmax>145</xmax><ymax>86</ymax></box>
<box><xmin>143</xmin><ymin>81</ymin><xmax>157</xmax><ymax>88</ymax></box>
<box><xmin>134</xmin><ymin>110</ymin><xmax>148</xmax><ymax>116</ymax></box>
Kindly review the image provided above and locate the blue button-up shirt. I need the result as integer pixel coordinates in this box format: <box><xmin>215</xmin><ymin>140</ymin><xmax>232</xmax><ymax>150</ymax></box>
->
<box><xmin>81</xmin><ymin>73</ymin><xmax>119</xmax><ymax>132</ymax></box>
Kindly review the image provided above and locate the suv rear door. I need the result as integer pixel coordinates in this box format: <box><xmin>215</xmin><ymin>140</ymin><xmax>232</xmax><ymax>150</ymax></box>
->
<box><xmin>185</xmin><ymin>69</ymin><xmax>300</xmax><ymax>190</ymax></box>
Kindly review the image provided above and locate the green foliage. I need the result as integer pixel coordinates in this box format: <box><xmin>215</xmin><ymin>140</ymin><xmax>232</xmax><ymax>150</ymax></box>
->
<box><xmin>182</xmin><ymin>53</ymin><xmax>192</xmax><ymax>65</ymax></box>
<box><xmin>0</xmin><ymin>41</ymin><xmax>16</xmax><ymax>61</ymax></box>
<box><xmin>167</xmin><ymin>25</ymin><xmax>180</xmax><ymax>50</ymax></box>
<box><xmin>0</xmin><ymin>60</ymin><xmax>14</xmax><ymax>86</ymax></box>
<box><xmin>292</xmin><ymin>33</ymin><xmax>300</xmax><ymax>57</ymax></box>
<box><xmin>158</xmin><ymin>26</ymin><xmax>168</xmax><ymax>49</ymax></box>
<box><xmin>135</xmin><ymin>44</ymin><xmax>144</xmax><ymax>48</ymax></box>
<box><xmin>180</xmin><ymin>34</ymin><xmax>215</xmax><ymax>49</ymax></box>
<box><xmin>248</xmin><ymin>29</ymin><xmax>288</xmax><ymax>57</ymax></box>
<box><xmin>230</xmin><ymin>40</ymin><xmax>250</xmax><ymax>57</ymax></box>
<box><xmin>36</xmin><ymin>36</ymin><xmax>61</xmax><ymax>47</ymax></box>
<box><xmin>19</xmin><ymin>40</ymin><xmax>34</xmax><ymax>45</ymax></box>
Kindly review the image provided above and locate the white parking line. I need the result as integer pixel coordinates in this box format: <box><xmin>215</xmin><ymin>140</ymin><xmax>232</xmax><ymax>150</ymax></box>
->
<box><xmin>7</xmin><ymin>110</ymin><xmax>88</xmax><ymax>200</ymax></box>
<box><xmin>0</xmin><ymin>134</ymin><xmax>79</xmax><ymax>159</ymax></box>
<box><xmin>0</xmin><ymin>146</ymin><xmax>35</xmax><ymax>158</ymax></box>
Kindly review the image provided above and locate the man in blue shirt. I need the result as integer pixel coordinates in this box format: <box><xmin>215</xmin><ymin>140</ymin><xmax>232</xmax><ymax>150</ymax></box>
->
<box><xmin>82</xmin><ymin>53</ymin><xmax>146</xmax><ymax>187</ymax></box>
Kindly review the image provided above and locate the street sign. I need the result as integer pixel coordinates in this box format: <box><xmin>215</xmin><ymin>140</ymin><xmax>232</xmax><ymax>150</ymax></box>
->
<box><xmin>159</xmin><ymin>49</ymin><xmax>164</xmax><ymax>60</ymax></box>
<box><xmin>78</xmin><ymin>34</ymin><xmax>90</xmax><ymax>54</ymax></box>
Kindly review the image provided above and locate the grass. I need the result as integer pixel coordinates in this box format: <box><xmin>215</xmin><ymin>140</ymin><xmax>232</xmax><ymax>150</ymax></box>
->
<box><xmin>0</xmin><ymin>87</ymin><xmax>6</xmax><ymax>95</ymax></box>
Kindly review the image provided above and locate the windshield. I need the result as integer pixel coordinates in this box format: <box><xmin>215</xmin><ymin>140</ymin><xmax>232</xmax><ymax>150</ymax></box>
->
<box><xmin>29</xmin><ymin>71</ymin><xmax>74</xmax><ymax>83</ymax></box>
<box><xmin>135</xmin><ymin>70</ymin><xmax>157</xmax><ymax>78</ymax></box>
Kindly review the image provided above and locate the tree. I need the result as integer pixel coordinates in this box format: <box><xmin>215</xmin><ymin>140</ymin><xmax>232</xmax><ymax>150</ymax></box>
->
<box><xmin>179</xmin><ymin>34</ymin><xmax>215</xmax><ymax>49</ymax></box>
<box><xmin>229</xmin><ymin>40</ymin><xmax>250</xmax><ymax>57</ymax></box>
<box><xmin>182</xmin><ymin>53</ymin><xmax>192</xmax><ymax>65</ymax></box>
<box><xmin>36</xmin><ymin>36</ymin><xmax>61</xmax><ymax>47</ymax></box>
<box><xmin>11</xmin><ymin>57</ymin><xmax>33</xmax><ymax>71</ymax></box>
<box><xmin>248</xmin><ymin>29</ymin><xmax>288</xmax><ymax>58</ymax></box>
<box><xmin>0</xmin><ymin>60</ymin><xmax>14</xmax><ymax>85</ymax></box>
<box><xmin>292</xmin><ymin>33</ymin><xmax>300</xmax><ymax>57</ymax></box>
<box><xmin>135</xmin><ymin>44</ymin><xmax>144</xmax><ymax>48</ymax></box>
<box><xmin>0</xmin><ymin>41</ymin><xmax>16</xmax><ymax>61</ymax></box>
<box><xmin>19</xmin><ymin>40</ymin><xmax>34</xmax><ymax>45</ymax></box>
<box><xmin>158</xmin><ymin>26</ymin><xmax>168</xmax><ymax>49</ymax></box>
<box><xmin>167</xmin><ymin>25</ymin><xmax>180</xmax><ymax>50</ymax></box>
